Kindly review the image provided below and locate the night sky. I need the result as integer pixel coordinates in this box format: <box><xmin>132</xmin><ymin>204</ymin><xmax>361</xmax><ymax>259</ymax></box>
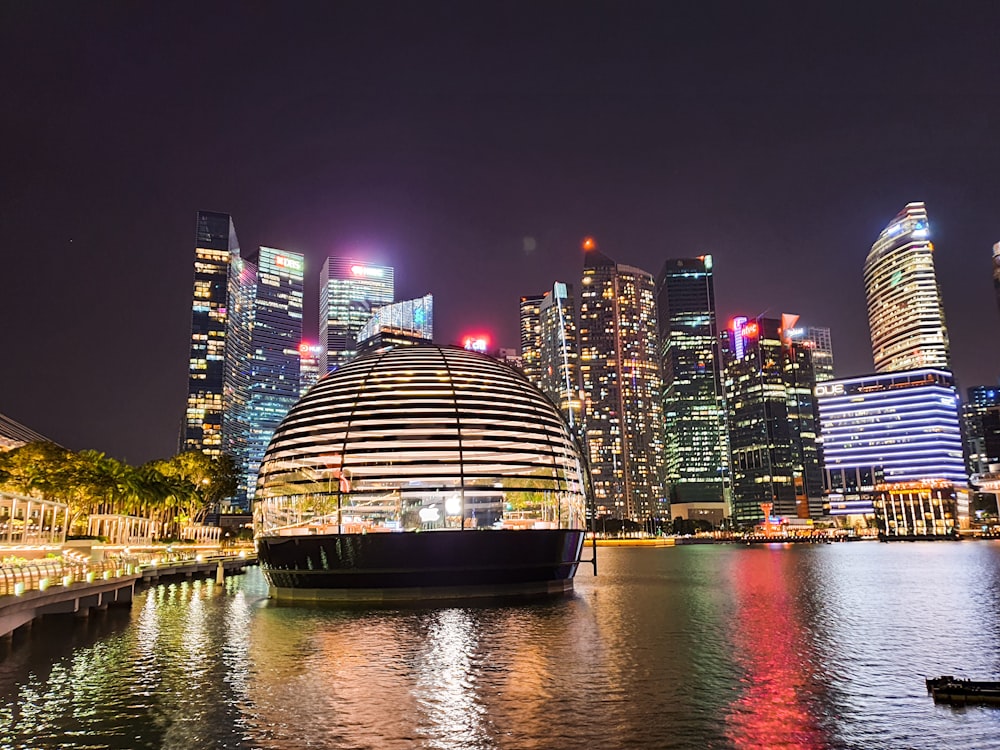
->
<box><xmin>3</xmin><ymin>2</ymin><xmax>1000</xmax><ymax>465</ymax></box>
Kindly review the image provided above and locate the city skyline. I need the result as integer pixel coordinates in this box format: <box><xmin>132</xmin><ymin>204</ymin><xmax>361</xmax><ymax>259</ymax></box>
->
<box><xmin>4</xmin><ymin>3</ymin><xmax>1000</xmax><ymax>464</ymax></box>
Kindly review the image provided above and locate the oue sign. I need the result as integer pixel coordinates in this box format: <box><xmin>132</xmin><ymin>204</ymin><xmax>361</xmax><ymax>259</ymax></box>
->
<box><xmin>815</xmin><ymin>383</ymin><xmax>845</xmax><ymax>397</ymax></box>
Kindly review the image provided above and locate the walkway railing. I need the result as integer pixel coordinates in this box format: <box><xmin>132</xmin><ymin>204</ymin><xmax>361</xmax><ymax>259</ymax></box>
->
<box><xmin>0</xmin><ymin>549</ymin><xmax>252</xmax><ymax>597</ymax></box>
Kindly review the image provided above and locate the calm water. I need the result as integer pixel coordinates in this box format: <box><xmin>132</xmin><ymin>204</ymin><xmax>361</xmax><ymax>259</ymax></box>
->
<box><xmin>3</xmin><ymin>542</ymin><xmax>1000</xmax><ymax>749</ymax></box>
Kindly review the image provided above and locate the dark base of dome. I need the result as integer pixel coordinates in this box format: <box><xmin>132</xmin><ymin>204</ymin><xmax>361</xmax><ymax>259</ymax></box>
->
<box><xmin>257</xmin><ymin>528</ymin><xmax>586</xmax><ymax>603</ymax></box>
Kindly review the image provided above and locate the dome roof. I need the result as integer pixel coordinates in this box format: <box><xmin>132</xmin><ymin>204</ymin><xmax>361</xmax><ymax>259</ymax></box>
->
<box><xmin>255</xmin><ymin>345</ymin><xmax>588</xmax><ymax>535</ymax></box>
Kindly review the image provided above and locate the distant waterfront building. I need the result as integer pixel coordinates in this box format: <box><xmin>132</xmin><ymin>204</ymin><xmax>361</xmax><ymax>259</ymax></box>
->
<box><xmin>245</xmin><ymin>247</ymin><xmax>304</xmax><ymax>501</ymax></box>
<box><xmin>655</xmin><ymin>256</ymin><xmax>728</xmax><ymax>524</ymax></box>
<box><xmin>320</xmin><ymin>258</ymin><xmax>394</xmax><ymax>372</ymax></box>
<box><xmin>578</xmin><ymin>239</ymin><xmax>665</xmax><ymax>522</ymax></box>
<box><xmin>181</xmin><ymin>211</ymin><xmax>255</xmax><ymax>485</ymax></box>
<box><xmin>962</xmin><ymin>385</ymin><xmax>1000</xmax><ymax>477</ymax></box>
<box><xmin>520</xmin><ymin>282</ymin><xmax>583</xmax><ymax>438</ymax></box>
<box><xmin>298</xmin><ymin>341</ymin><xmax>324</xmax><ymax>396</ymax></box>
<box><xmin>864</xmin><ymin>202</ymin><xmax>951</xmax><ymax>373</ymax></box>
<box><xmin>722</xmin><ymin>314</ymin><xmax>824</xmax><ymax>528</ymax></box>
<box><xmin>816</xmin><ymin>370</ymin><xmax>967</xmax><ymax>506</ymax></box>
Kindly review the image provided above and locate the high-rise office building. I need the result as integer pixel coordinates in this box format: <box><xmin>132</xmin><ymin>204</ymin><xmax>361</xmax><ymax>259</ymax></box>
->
<box><xmin>245</xmin><ymin>247</ymin><xmax>304</xmax><ymax>501</ymax></box>
<box><xmin>817</xmin><ymin>370</ymin><xmax>966</xmax><ymax>502</ymax></box>
<box><xmin>722</xmin><ymin>315</ymin><xmax>824</xmax><ymax>528</ymax></box>
<box><xmin>520</xmin><ymin>283</ymin><xmax>583</xmax><ymax>438</ymax></box>
<box><xmin>864</xmin><ymin>202</ymin><xmax>951</xmax><ymax>373</ymax></box>
<box><xmin>320</xmin><ymin>258</ymin><xmax>394</xmax><ymax>372</ymax></box>
<box><xmin>182</xmin><ymin>211</ymin><xmax>255</xmax><ymax>482</ymax></box>
<box><xmin>579</xmin><ymin>240</ymin><xmax>664</xmax><ymax>522</ymax></box>
<box><xmin>519</xmin><ymin>294</ymin><xmax>544</xmax><ymax>387</ymax></box>
<box><xmin>962</xmin><ymin>385</ymin><xmax>1000</xmax><ymax>477</ymax></box>
<box><xmin>655</xmin><ymin>256</ymin><xmax>728</xmax><ymax>524</ymax></box>
<box><xmin>298</xmin><ymin>342</ymin><xmax>324</xmax><ymax>396</ymax></box>
<box><xmin>805</xmin><ymin>326</ymin><xmax>835</xmax><ymax>381</ymax></box>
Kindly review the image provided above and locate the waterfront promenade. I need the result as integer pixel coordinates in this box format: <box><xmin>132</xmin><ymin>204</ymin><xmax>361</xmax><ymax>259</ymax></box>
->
<box><xmin>0</xmin><ymin>549</ymin><xmax>255</xmax><ymax>638</ymax></box>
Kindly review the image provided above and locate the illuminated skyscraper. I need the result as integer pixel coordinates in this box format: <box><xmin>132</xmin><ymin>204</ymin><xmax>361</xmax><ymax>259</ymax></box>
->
<box><xmin>297</xmin><ymin>342</ymin><xmax>324</xmax><ymax>396</ymax></box>
<box><xmin>519</xmin><ymin>294</ymin><xmax>544</xmax><ymax>386</ymax></box>
<box><xmin>962</xmin><ymin>385</ymin><xmax>1000</xmax><ymax>477</ymax></box>
<box><xmin>722</xmin><ymin>315</ymin><xmax>824</xmax><ymax>528</ymax></box>
<box><xmin>784</xmin><ymin>324</ymin><xmax>835</xmax><ymax>381</ymax></box>
<box><xmin>245</xmin><ymin>247</ymin><xmax>304</xmax><ymax>500</ymax></box>
<box><xmin>320</xmin><ymin>258</ymin><xmax>394</xmax><ymax>372</ymax></box>
<box><xmin>655</xmin><ymin>256</ymin><xmax>728</xmax><ymax>524</ymax></box>
<box><xmin>864</xmin><ymin>202</ymin><xmax>951</xmax><ymax>373</ymax></box>
<box><xmin>182</xmin><ymin>211</ymin><xmax>255</xmax><ymax>483</ymax></box>
<box><xmin>579</xmin><ymin>240</ymin><xmax>664</xmax><ymax>522</ymax></box>
<box><xmin>520</xmin><ymin>283</ymin><xmax>583</xmax><ymax>439</ymax></box>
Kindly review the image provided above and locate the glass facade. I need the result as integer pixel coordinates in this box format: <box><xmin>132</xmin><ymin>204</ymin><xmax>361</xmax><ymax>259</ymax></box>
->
<box><xmin>960</xmin><ymin>385</ymin><xmax>1000</xmax><ymax>477</ymax></box>
<box><xmin>182</xmin><ymin>211</ymin><xmax>255</xmax><ymax>490</ymax></box>
<box><xmin>865</xmin><ymin>202</ymin><xmax>951</xmax><ymax>373</ymax></box>
<box><xmin>320</xmin><ymin>258</ymin><xmax>395</xmax><ymax>372</ymax></box>
<box><xmin>816</xmin><ymin>369</ymin><xmax>966</xmax><ymax>486</ymax></box>
<box><xmin>579</xmin><ymin>245</ymin><xmax>664</xmax><ymax>522</ymax></box>
<box><xmin>254</xmin><ymin>345</ymin><xmax>588</xmax><ymax>535</ymax></box>
<box><xmin>357</xmin><ymin>294</ymin><xmax>433</xmax><ymax>345</ymax></box>
<box><xmin>297</xmin><ymin>341</ymin><xmax>324</xmax><ymax>396</ymax></box>
<box><xmin>245</xmin><ymin>247</ymin><xmax>304</xmax><ymax>502</ymax></box>
<box><xmin>655</xmin><ymin>256</ymin><xmax>728</xmax><ymax>511</ymax></box>
<box><xmin>520</xmin><ymin>283</ymin><xmax>583</xmax><ymax>440</ymax></box>
<box><xmin>722</xmin><ymin>316</ymin><xmax>823</xmax><ymax>528</ymax></box>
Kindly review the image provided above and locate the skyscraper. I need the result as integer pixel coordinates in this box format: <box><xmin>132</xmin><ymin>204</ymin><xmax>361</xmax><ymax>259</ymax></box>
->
<box><xmin>182</xmin><ymin>211</ymin><xmax>255</xmax><ymax>479</ymax></box>
<box><xmin>245</xmin><ymin>247</ymin><xmax>304</xmax><ymax>501</ymax></box>
<box><xmin>520</xmin><ymin>283</ymin><xmax>583</xmax><ymax>438</ymax></box>
<box><xmin>578</xmin><ymin>240</ymin><xmax>664</xmax><ymax>522</ymax></box>
<box><xmin>962</xmin><ymin>385</ymin><xmax>1000</xmax><ymax>477</ymax></box>
<box><xmin>783</xmin><ymin>325</ymin><xmax>834</xmax><ymax>381</ymax></box>
<box><xmin>297</xmin><ymin>342</ymin><xmax>324</xmax><ymax>396</ymax></box>
<box><xmin>320</xmin><ymin>258</ymin><xmax>394</xmax><ymax>372</ymax></box>
<box><xmin>722</xmin><ymin>315</ymin><xmax>824</xmax><ymax>528</ymax></box>
<box><xmin>864</xmin><ymin>202</ymin><xmax>951</xmax><ymax>373</ymax></box>
<box><xmin>655</xmin><ymin>256</ymin><xmax>728</xmax><ymax>524</ymax></box>
<box><xmin>519</xmin><ymin>294</ymin><xmax>544</xmax><ymax>387</ymax></box>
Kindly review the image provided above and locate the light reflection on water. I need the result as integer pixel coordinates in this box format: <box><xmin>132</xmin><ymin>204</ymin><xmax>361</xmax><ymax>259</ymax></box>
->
<box><xmin>3</xmin><ymin>544</ymin><xmax>1000</xmax><ymax>748</ymax></box>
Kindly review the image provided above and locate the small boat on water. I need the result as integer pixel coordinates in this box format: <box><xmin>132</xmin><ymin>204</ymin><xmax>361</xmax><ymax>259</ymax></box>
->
<box><xmin>926</xmin><ymin>676</ymin><xmax>1000</xmax><ymax>706</ymax></box>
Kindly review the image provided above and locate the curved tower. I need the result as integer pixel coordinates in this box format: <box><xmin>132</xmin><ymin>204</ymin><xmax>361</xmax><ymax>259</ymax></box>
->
<box><xmin>864</xmin><ymin>202</ymin><xmax>951</xmax><ymax>373</ymax></box>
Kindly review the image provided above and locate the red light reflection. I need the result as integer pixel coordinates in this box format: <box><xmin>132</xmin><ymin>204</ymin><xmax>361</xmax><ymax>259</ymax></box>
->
<box><xmin>725</xmin><ymin>550</ymin><xmax>826</xmax><ymax>749</ymax></box>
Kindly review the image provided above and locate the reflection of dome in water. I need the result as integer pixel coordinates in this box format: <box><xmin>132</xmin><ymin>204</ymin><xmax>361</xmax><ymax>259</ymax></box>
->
<box><xmin>254</xmin><ymin>345</ymin><xmax>591</xmax><ymax>602</ymax></box>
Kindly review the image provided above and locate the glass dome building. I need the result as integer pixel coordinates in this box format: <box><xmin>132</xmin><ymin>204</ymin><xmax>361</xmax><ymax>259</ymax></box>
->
<box><xmin>254</xmin><ymin>344</ymin><xmax>593</xmax><ymax>601</ymax></box>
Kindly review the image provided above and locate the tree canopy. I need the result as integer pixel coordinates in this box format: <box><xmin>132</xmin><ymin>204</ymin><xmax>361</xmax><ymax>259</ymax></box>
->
<box><xmin>0</xmin><ymin>443</ymin><xmax>238</xmax><ymax>537</ymax></box>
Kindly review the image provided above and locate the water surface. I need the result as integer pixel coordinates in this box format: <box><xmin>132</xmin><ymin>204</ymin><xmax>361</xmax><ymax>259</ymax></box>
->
<box><xmin>2</xmin><ymin>542</ymin><xmax>1000</xmax><ymax>749</ymax></box>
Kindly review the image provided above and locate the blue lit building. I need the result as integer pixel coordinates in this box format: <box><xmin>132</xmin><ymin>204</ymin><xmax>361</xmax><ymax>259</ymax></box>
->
<box><xmin>245</xmin><ymin>247</ymin><xmax>304</xmax><ymax>502</ymax></box>
<box><xmin>817</xmin><ymin>369</ymin><xmax>966</xmax><ymax>516</ymax></box>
